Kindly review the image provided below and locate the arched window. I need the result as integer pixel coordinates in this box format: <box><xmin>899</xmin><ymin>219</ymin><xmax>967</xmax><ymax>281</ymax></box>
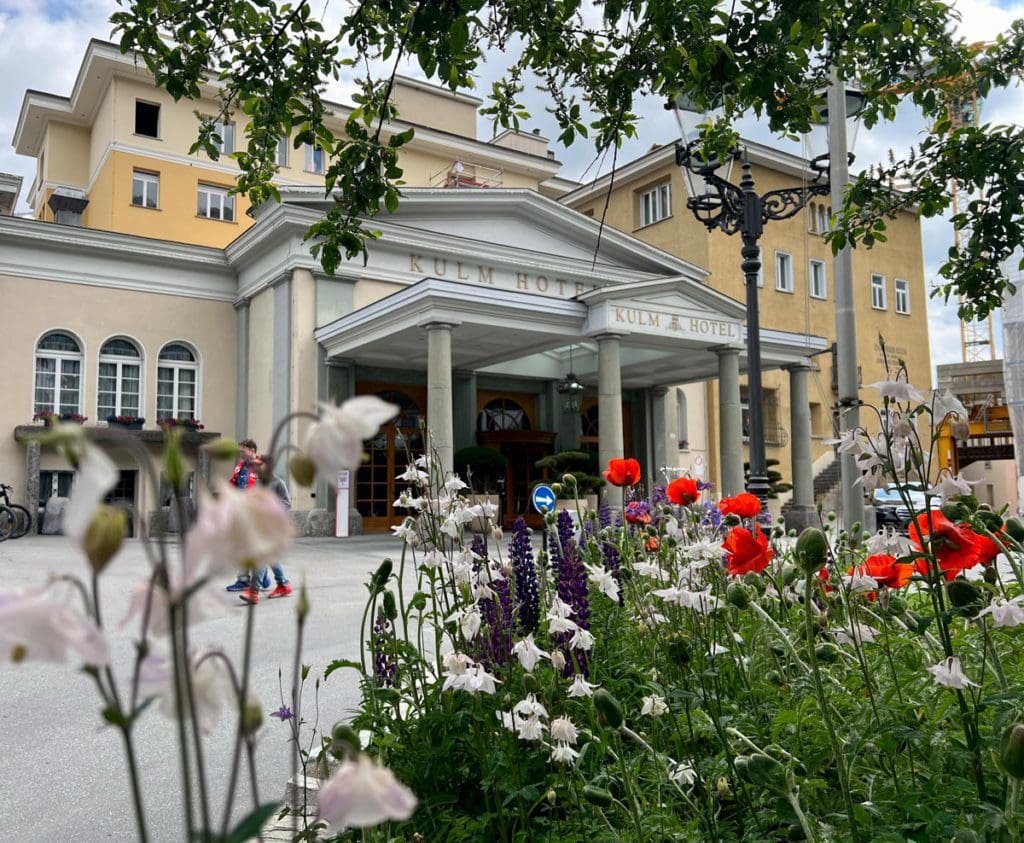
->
<box><xmin>98</xmin><ymin>338</ymin><xmax>143</xmax><ymax>419</ymax></box>
<box><xmin>477</xmin><ymin>398</ymin><xmax>531</xmax><ymax>431</ymax></box>
<box><xmin>34</xmin><ymin>331</ymin><xmax>82</xmax><ymax>415</ymax></box>
<box><xmin>156</xmin><ymin>343</ymin><xmax>198</xmax><ymax>420</ymax></box>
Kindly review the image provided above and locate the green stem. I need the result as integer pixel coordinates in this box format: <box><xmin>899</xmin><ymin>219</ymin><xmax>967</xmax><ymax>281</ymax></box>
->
<box><xmin>1009</xmin><ymin>778</ymin><xmax>1021</xmax><ymax>843</ymax></box>
<box><xmin>804</xmin><ymin>572</ymin><xmax>861</xmax><ymax>841</ymax></box>
<box><xmin>786</xmin><ymin>790</ymin><xmax>818</xmax><ymax>843</ymax></box>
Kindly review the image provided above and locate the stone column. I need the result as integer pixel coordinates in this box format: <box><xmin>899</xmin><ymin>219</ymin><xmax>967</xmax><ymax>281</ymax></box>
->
<box><xmin>716</xmin><ymin>347</ymin><xmax>744</xmax><ymax>496</ymax></box>
<box><xmin>426</xmin><ymin>323</ymin><xmax>456</xmax><ymax>477</ymax></box>
<box><xmin>26</xmin><ymin>441</ymin><xmax>40</xmax><ymax>532</ymax></box>
<box><xmin>235</xmin><ymin>300</ymin><xmax>250</xmax><ymax>440</ymax></box>
<box><xmin>596</xmin><ymin>333</ymin><xmax>625</xmax><ymax>509</ymax></box>
<box><xmin>651</xmin><ymin>387</ymin><xmax>669</xmax><ymax>486</ymax></box>
<box><xmin>785</xmin><ymin>362</ymin><xmax>817</xmax><ymax>531</ymax></box>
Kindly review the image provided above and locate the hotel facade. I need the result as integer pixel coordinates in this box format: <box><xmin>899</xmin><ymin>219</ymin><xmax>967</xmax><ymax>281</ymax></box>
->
<box><xmin>1</xmin><ymin>40</ymin><xmax>930</xmax><ymax>534</ymax></box>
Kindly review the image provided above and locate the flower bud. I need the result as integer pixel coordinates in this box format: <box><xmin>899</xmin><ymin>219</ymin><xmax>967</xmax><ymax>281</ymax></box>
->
<box><xmin>330</xmin><ymin>722</ymin><xmax>361</xmax><ymax>759</ymax></box>
<box><xmin>241</xmin><ymin>694</ymin><xmax>263</xmax><ymax>735</ymax></box>
<box><xmin>561</xmin><ymin>474</ymin><xmax>577</xmax><ymax>487</ymax></box>
<box><xmin>814</xmin><ymin>643</ymin><xmax>841</xmax><ymax>663</ymax></box>
<box><xmin>201</xmin><ymin>438</ymin><xmax>242</xmax><ymax>460</ymax></box>
<box><xmin>975</xmin><ymin>510</ymin><xmax>1003</xmax><ymax>532</ymax></box>
<box><xmin>946</xmin><ymin>578</ymin><xmax>983</xmax><ymax>611</ymax></box>
<box><xmin>81</xmin><ymin>505</ymin><xmax>127</xmax><ymax>573</ymax></box>
<box><xmin>521</xmin><ymin>672</ymin><xmax>542</xmax><ymax>695</ymax></box>
<box><xmin>550</xmin><ymin>650</ymin><xmax>566</xmax><ymax>671</ymax></box>
<box><xmin>296</xmin><ymin>582</ymin><xmax>310</xmax><ymax>621</ymax></box>
<box><xmin>942</xmin><ymin>502</ymin><xmax>971</xmax><ymax>522</ymax></box>
<box><xmin>370</xmin><ymin>559</ymin><xmax>393</xmax><ymax>592</ymax></box>
<box><xmin>782</xmin><ymin>565</ymin><xmax>801</xmax><ymax>586</ymax></box>
<box><xmin>551</xmin><ymin>483</ymin><xmax>563</xmax><ymax>496</ymax></box>
<box><xmin>666</xmin><ymin>631</ymin><xmax>691</xmax><ymax>665</ymax></box>
<box><xmin>1005</xmin><ymin>518</ymin><xmax>1024</xmax><ymax>544</ymax></box>
<box><xmin>545</xmin><ymin>788</ymin><xmax>557</xmax><ymax>806</ymax></box>
<box><xmin>582</xmin><ymin>784</ymin><xmax>614</xmax><ymax>807</ymax></box>
<box><xmin>382</xmin><ymin>589</ymin><xmax>397</xmax><ymax>621</ymax></box>
<box><xmin>886</xmin><ymin>594</ymin><xmax>907</xmax><ymax>616</ymax></box>
<box><xmin>726</xmin><ymin>582</ymin><xmax>750</xmax><ymax>610</ymax></box>
<box><xmin>723</xmin><ymin>513</ymin><xmax>741</xmax><ymax>527</ymax></box>
<box><xmin>716</xmin><ymin>776</ymin><xmax>732</xmax><ymax>798</ymax></box>
<box><xmin>593</xmin><ymin>688</ymin><xmax>624</xmax><ymax>730</ymax></box>
<box><xmin>744</xmin><ymin>572</ymin><xmax>767</xmax><ymax>595</ymax></box>
<box><xmin>162</xmin><ymin>429</ymin><xmax>188</xmax><ymax>493</ymax></box>
<box><xmin>795</xmin><ymin>528</ymin><xmax>829</xmax><ymax>573</ymax></box>
<box><xmin>743</xmin><ymin>752</ymin><xmax>788</xmax><ymax>793</ymax></box>
<box><xmin>984</xmin><ymin>564</ymin><xmax>998</xmax><ymax>585</ymax></box>
<box><xmin>289</xmin><ymin>452</ymin><xmax>316</xmax><ymax>487</ymax></box>
<box><xmin>1001</xmin><ymin>724</ymin><xmax>1024</xmax><ymax>779</ymax></box>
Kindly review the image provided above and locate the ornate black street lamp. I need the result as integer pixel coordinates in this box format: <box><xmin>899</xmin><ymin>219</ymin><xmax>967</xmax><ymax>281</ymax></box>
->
<box><xmin>674</xmin><ymin>141</ymin><xmax>831</xmax><ymax>502</ymax></box>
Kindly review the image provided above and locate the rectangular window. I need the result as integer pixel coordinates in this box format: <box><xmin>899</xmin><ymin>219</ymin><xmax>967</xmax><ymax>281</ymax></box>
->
<box><xmin>756</xmin><ymin>247</ymin><xmax>764</xmax><ymax>287</ymax></box>
<box><xmin>276</xmin><ymin>136</ymin><xmax>289</xmax><ymax>167</ymax></box>
<box><xmin>871</xmin><ymin>273</ymin><xmax>887</xmax><ymax>309</ymax></box>
<box><xmin>131</xmin><ymin>170</ymin><xmax>159</xmax><ymax>209</ymax></box>
<box><xmin>306</xmin><ymin>144</ymin><xmax>325</xmax><ymax>175</ymax></box>
<box><xmin>817</xmin><ymin>205</ymin><xmax>829</xmax><ymax>234</ymax></box>
<box><xmin>809</xmin><ymin>259</ymin><xmax>827</xmax><ymax>299</ymax></box>
<box><xmin>211</xmin><ymin>120</ymin><xmax>234</xmax><ymax>155</ymax></box>
<box><xmin>197</xmin><ymin>184</ymin><xmax>235</xmax><ymax>222</ymax></box>
<box><xmin>639</xmin><ymin>182</ymin><xmax>671</xmax><ymax>227</ymax></box>
<box><xmin>775</xmin><ymin>251</ymin><xmax>794</xmax><ymax>292</ymax></box>
<box><xmin>895</xmin><ymin>278</ymin><xmax>910</xmax><ymax>314</ymax></box>
<box><xmin>34</xmin><ymin>357</ymin><xmax>81</xmax><ymax>416</ymax></box>
<box><xmin>135</xmin><ymin>101</ymin><xmax>160</xmax><ymax>138</ymax></box>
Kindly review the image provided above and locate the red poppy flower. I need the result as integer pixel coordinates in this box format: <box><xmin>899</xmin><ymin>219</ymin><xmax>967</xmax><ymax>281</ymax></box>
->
<box><xmin>909</xmin><ymin>511</ymin><xmax>983</xmax><ymax>580</ymax></box>
<box><xmin>603</xmin><ymin>457</ymin><xmax>641</xmax><ymax>487</ymax></box>
<box><xmin>645</xmin><ymin>535</ymin><xmax>660</xmax><ymax>552</ymax></box>
<box><xmin>667</xmin><ymin>477</ymin><xmax>700</xmax><ymax>505</ymax></box>
<box><xmin>850</xmin><ymin>554</ymin><xmax>914</xmax><ymax>590</ymax></box>
<box><xmin>718</xmin><ymin>492</ymin><xmax>762</xmax><ymax>519</ymax></box>
<box><xmin>974</xmin><ymin>531</ymin><xmax>1003</xmax><ymax>566</ymax></box>
<box><xmin>722</xmin><ymin>525</ymin><xmax>774</xmax><ymax>576</ymax></box>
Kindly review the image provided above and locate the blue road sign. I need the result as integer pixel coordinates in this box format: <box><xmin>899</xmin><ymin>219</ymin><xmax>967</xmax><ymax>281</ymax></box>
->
<box><xmin>531</xmin><ymin>483</ymin><xmax>557</xmax><ymax>514</ymax></box>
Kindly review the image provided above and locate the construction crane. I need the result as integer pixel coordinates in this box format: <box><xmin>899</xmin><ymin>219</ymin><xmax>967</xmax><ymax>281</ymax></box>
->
<box><xmin>948</xmin><ymin>90</ymin><xmax>997</xmax><ymax>362</ymax></box>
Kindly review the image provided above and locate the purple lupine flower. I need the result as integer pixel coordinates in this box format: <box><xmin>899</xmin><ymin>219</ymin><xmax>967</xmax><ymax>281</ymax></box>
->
<box><xmin>650</xmin><ymin>484</ymin><xmax>667</xmax><ymax>506</ymax></box>
<box><xmin>701</xmin><ymin>500</ymin><xmax>725</xmax><ymax>533</ymax></box>
<box><xmin>598</xmin><ymin>502</ymin><xmax>613</xmax><ymax>529</ymax></box>
<box><xmin>697</xmin><ymin>479</ymin><xmax>714</xmax><ymax>492</ymax></box>
<box><xmin>510</xmin><ymin>516</ymin><xmax>540</xmax><ymax>634</ymax></box>
<box><xmin>373</xmin><ymin>609</ymin><xmax>397</xmax><ymax>688</ymax></box>
<box><xmin>555</xmin><ymin>537</ymin><xmax>590</xmax><ymax>677</ymax></box>
<box><xmin>549</xmin><ymin>509</ymin><xmax>576</xmax><ymax>575</ymax></box>
<box><xmin>470</xmin><ymin>532</ymin><xmax>487</xmax><ymax>560</ymax></box>
<box><xmin>476</xmin><ymin>576</ymin><xmax>514</xmax><ymax>671</ymax></box>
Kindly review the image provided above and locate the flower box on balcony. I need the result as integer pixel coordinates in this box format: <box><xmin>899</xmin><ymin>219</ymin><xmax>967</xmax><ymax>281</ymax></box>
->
<box><xmin>106</xmin><ymin>415</ymin><xmax>145</xmax><ymax>430</ymax></box>
<box><xmin>33</xmin><ymin>411</ymin><xmax>88</xmax><ymax>427</ymax></box>
<box><xmin>158</xmin><ymin>417</ymin><xmax>205</xmax><ymax>433</ymax></box>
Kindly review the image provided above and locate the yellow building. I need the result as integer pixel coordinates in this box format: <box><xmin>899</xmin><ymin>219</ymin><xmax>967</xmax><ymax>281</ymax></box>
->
<box><xmin>562</xmin><ymin>143</ymin><xmax>932</xmax><ymax>512</ymax></box>
<box><xmin>3</xmin><ymin>39</ymin><xmax>929</xmax><ymax>534</ymax></box>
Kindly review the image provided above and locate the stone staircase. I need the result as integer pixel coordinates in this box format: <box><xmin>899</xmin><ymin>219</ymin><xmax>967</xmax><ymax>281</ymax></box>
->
<box><xmin>779</xmin><ymin>449</ymin><xmax>842</xmax><ymax>524</ymax></box>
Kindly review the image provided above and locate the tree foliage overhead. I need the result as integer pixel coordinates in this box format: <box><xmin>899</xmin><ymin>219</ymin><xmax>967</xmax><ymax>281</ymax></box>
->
<box><xmin>112</xmin><ymin>0</ymin><xmax>1024</xmax><ymax>318</ymax></box>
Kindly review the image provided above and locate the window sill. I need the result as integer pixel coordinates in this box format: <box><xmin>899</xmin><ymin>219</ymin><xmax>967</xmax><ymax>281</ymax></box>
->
<box><xmin>633</xmin><ymin>215</ymin><xmax>673</xmax><ymax>232</ymax></box>
<box><xmin>195</xmin><ymin>215</ymin><xmax>238</xmax><ymax>224</ymax></box>
<box><xmin>130</xmin><ymin>204</ymin><xmax>161</xmax><ymax>211</ymax></box>
<box><xmin>872</xmin><ymin>305</ymin><xmax>888</xmax><ymax>311</ymax></box>
<box><xmin>305</xmin><ymin>170</ymin><xmax>326</xmax><ymax>176</ymax></box>
<box><xmin>896</xmin><ymin>310</ymin><xmax>911</xmax><ymax>316</ymax></box>
<box><xmin>133</xmin><ymin>133</ymin><xmax>162</xmax><ymax>141</ymax></box>
<box><xmin>809</xmin><ymin>293</ymin><xmax>827</xmax><ymax>301</ymax></box>
<box><xmin>775</xmin><ymin>287</ymin><xmax>795</xmax><ymax>294</ymax></box>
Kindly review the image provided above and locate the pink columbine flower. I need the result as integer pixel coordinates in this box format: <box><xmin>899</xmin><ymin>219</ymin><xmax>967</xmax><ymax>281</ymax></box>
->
<box><xmin>64</xmin><ymin>445</ymin><xmax>119</xmax><ymax>541</ymax></box>
<box><xmin>318</xmin><ymin>754</ymin><xmax>417</xmax><ymax>830</ymax></box>
<box><xmin>185</xmin><ymin>483</ymin><xmax>295</xmax><ymax>579</ymax></box>
<box><xmin>0</xmin><ymin>587</ymin><xmax>109</xmax><ymax>666</ymax></box>
<box><xmin>138</xmin><ymin>648</ymin><xmax>234</xmax><ymax>733</ymax></box>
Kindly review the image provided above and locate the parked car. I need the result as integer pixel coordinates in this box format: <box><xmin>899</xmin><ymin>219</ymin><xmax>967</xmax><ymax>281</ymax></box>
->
<box><xmin>872</xmin><ymin>483</ymin><xmax>940</xmax><ymax>531</ymax></box>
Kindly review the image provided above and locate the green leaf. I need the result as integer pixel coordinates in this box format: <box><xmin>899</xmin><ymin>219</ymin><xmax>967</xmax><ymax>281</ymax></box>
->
<box><xmin>324</xmin><ymin>658</ymin><xmax>363</xmax><ymax>679</ymax></box>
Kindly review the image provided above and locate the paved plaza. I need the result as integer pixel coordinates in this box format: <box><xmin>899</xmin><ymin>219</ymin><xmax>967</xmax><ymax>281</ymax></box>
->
<box><xmin>0</xmin><ymin>532</ymin><xmax>406</xmax><ymax>842</ymax></box>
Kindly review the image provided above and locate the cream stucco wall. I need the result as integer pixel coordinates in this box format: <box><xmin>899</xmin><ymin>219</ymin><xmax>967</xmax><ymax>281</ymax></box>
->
<box><xmin>0</xmin><ymin>272</ymin><xmax>236</xmax><ymax>521</ymax></box>
<box><xmin>43</xmin><ymin>123</ymin><xmax>90</xmax><ymax>189</ymax></box>
<box><xmin>354</xmin><ymin>279</ymin><xmax>404</xmax><ymax>310</ymax></box>
<box><xmin>290</xmin><ymin>269</ymin><xmax>319</xmax><ymax>511</ymax></box>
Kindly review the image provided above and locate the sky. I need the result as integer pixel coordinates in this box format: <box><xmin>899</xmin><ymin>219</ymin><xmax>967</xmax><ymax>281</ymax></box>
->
<box><xmin>1</xmin><ymin>0</ymin><xmax>1023</xmax><ymax>386</ymax></box>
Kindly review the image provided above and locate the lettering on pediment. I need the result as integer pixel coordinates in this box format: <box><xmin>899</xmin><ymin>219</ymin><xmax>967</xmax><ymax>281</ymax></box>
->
<box><xmin>598</xmin><ymin>301</ymin><xmax>741</xmax><ymax>342</ymax></box>
<box><xmin>407</xmin><ymin>252</ymin><xmax>591</xmax><ymax>299</ymax></box>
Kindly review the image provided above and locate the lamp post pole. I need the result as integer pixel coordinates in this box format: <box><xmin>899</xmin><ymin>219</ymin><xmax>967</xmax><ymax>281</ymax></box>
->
<box><xmin>828</xmin><ymin>70</ymin><xmax>866</xmax><ymax>529</ymax></box>
<box><xmin>676</xmin><ymin>143</ymin><xmax>830</xmax><ymax>505</ymax></box>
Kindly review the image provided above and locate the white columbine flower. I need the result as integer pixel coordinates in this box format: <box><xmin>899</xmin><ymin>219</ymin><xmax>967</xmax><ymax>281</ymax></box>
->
<box><xmin>397</xmin><ymin>464</ymin><xmax>429</xmax><ymax>485</ymax></box>
<box><xmin>185</xmin><ymin>483</ymin><xmax>295</xmax><ymax>578</ymax></box>
<box><xmin>932</xmin><ymin>388</ymin><xmax>969</xmax><ymax>422</ymax></box>
<box><xmin>64</xmin><ymin>444</ymin><xmax>120</xmax><ymax>541</ymax></box>
<box><xmin>0</xmin><ymin>586</ymin><xmax>109</xmax><ymax>666</ymax></box>
<box><xmin>447</xmin><ymin>605</ymin><xmax>481</xmax><ymax>642</ymax></box>
<box><xmin>318</xmin><ymin>753</ymin><xmax>417</xmax><ymax>830</ymax></box>
<box><xmin>390</xmin><ymin>517</ymin><xmax>419</xmax><ymax>544</ymax></box>
<box><xmin>420</xmin><ymin>548</ymin><xmax>445</xmax><ymax>570</ymax></box>
<box><xmin>926</xmin><ymin>656</ymin><xmax>979</xmax><ymax>690</ymax></box>
<box><xmin>550</xmin><ymin>716</ymin><xmax>579</xmax><ymax>745</ymax></box>
<box><xmin>843</xmin><ymin>569</ymin><xmax>880</xmax><ymax>594</ymax></box>
<box><xmin>668</xmin><ymin>760</ymin><xmax>697</xmax><ymax>788</ymax></box>
<box><xmin>834</xmin><ymin>623</ymin><xmax>878</xmax><ymax>646</ymax></box>
<box><xmin>516</xmin><ymin>716</ymin><xmax>547</xmax><ymax>741</ymax></box>
<box><xmin>496</xmin><ymin>710</ymin><xmax>517</xmax><ymax>733</ymax></box>
<box><xmin>514</xmin><ymin>693</ymin><xmax>549</xmax><ymax>720</ymax></box>
<box><xmin>443</xmin><ymin>475</ymin><xmax>469</xmax><ymax>493</ymax></box>
<box><xmin>975</xmin><ymin>597</ymin><xmax>1024</xmax><ymax>628</ymax></box>
<box><xmin>867</xmin><ymin>528</ymin><xmax>916</xmax><ymax>557</ymax></box>
<box><xmin>550</xmin><ymin>742</ymin><xmax>580</xmax><ymax>765</ymax></box>
<box><xmin>511</xmin><ymin>635</ymin><xmax>549</xmax><ymax>672</ymax></box>
<box><xmin>928</xmin><ymin>472</ymin><xmax>976</xmax><ymax>499</ymax></box>
<box><xmin>547</xmin><ymin>615</ymin><xmax>580</xmax><ymax>634</ymax></box>
<box><xmin>547</xmin><ymin>596</ymin><xmax>574</xmax><ymax>619</ymax></box>
<box><xmin>569</xmin><ymin>628</ymin><xmax>595</xmax><ymax>651</ymax></box>
<box><xmin>139</xmin><ymin>648</ymin><xmax>233</xmax><ymax>733</ymax></box>
<box><xmin>566</xmin><ymin>675</ymin><xmax>599</xmax><ymax>698</ymax></box>
<box><xmin>585</xmin><ymin>563</ymin><xmax>620</xmax><ymax>602</ymax></box>
<box><xmin>641</xmin><ymin>694</ymin><xmax>669</xmax><ymax>716</ymax></box>
<box><xmin>549</xmin><ymin>650</ymin><xmax>567</xmax><ymax>672</ymax></box>
<box><xmin>304</xmin><ymin>397</ymin><xmax>398</xmax><ymax>479</ymax></box>
<box><xmin>869</xmin><ymin>378</ymin><xmax>926</xmax><ymax>404</ymax></box>
<box><xmin>461</xmin><ymin>665</ymin><xmax>501</xmax><ymax>695</ymax></box>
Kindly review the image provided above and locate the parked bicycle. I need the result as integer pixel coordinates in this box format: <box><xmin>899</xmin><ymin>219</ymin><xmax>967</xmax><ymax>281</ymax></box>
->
<box><xmin>0</xmin><ymin>484</ymin><xmax>32</xmax><ymax>541</ymax></box>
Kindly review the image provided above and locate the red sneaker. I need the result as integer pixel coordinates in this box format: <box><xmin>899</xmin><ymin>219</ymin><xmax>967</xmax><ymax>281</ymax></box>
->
<box><xmin>268</xmin><ymin>583</ymin><xmax>293</xmax><ymax>599</ymax></box>
<box><xmin>239</xmin><ymin>588</ymin><xmax>260</xmax><ymax>604</ymax></box>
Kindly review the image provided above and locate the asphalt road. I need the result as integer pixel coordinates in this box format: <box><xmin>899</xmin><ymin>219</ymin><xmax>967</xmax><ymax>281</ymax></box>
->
<box><xmin>0</xmin><ymin>532</ymin><xmax>409</xmax><ymax>842</ymax></box>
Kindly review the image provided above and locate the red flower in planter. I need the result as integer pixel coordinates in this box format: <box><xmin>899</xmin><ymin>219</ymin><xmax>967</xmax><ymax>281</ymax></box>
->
<box><xmin>722</xmin><ymin>524</ymin><xmax>774</xmax><ymax>576</ymax></box>
<box><xmin>850</xmin><ymin>554</ymin><xmax>915</xmax><ymax>592</ymax></box>
<box><xmin>667</xmin><ymin>477</ymin><xmax>700</xmax><ymax>505</ymax></box>
<box><xmin>718</xmin><ymin>492</ymin><xmax>762</xmax><ymax>519</ymax></box>
<box><xmin>603</xmin><ymin>458</ymin><xmax>641</xmax><ymax>487</ymax></box>
<box><xmin>910</xmin><ymin>511</ymin><xmax>983</xmax><ymax>580</ymax></box>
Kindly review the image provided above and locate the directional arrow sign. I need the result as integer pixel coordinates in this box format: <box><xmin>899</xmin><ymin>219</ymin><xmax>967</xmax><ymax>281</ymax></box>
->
<box><xmin>531</xmin><ymin>483</ymin><xmax>557</xmax><ymax>514</ymax></box>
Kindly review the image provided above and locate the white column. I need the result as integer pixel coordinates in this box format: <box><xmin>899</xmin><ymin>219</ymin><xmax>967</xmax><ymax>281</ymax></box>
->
<box><xmin>426</xmin><ymin>323</ymin><xmax>455</xmax><ymax>477</ymax></box>
<box><xmin>651</xmin><ymin>387</ymin><xmax>669</xmax><ymax>486</ymax></box>
<box><xmin>597</xmin><ymin>333</ymin><xmax>625</xmax><ymax>508</ymax></box>
<box><xmin>785</xmin><ymin>362</ymin><xmax>817</xmax><ymax>531</ymax></box>
<box><xmin>716</xmin><ymin>347</ymin><xmax>744</xmax><ymax>496</ymax></box>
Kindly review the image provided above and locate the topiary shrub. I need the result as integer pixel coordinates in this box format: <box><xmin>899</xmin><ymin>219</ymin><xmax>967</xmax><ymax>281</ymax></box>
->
<box><xmin>453</xmin><ymin>446</ymin><xmax>508</xmax><ymax>494</ymax></box>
